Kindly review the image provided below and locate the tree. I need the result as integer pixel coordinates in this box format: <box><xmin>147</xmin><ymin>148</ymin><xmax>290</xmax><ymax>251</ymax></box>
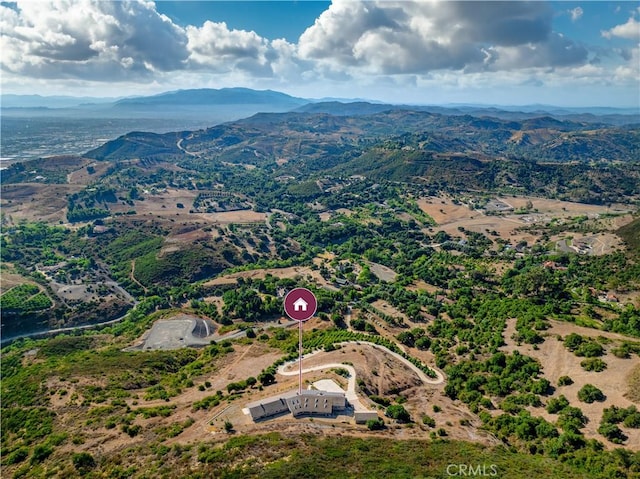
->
<box><xmin>357</xmin><ymin>265</ymin><xmax>373</xmax><ymax>285</ymax></box>
<box><xmin>258</xmin><ymin>371</ymin><xmax>275</xmax><ymax>386</ymax></box>
<box><xmin>351</xmin><ymin>317</ymin><xmax>366</xmax><ymax>331</ymax></box>
<box><xmin>386</xmin><ymin>404</ymin><xmax>411</xmax><ymax>423</ymax></box>
<box><xmin>224</xmin><ymin>421</ymin><xmax>234</xmax><ymax>433</ymax></box>
<box><xmin>396</xmin><ymin>331</ymin><xmax>415</xmax><ymax>347</ymax></box>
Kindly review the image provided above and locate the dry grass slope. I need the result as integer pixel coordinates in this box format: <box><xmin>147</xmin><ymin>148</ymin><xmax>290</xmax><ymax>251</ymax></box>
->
<box><xmin>627</xmin><ymin>365</ymin><xmax>640</xmax><ymax>404</ymax></box>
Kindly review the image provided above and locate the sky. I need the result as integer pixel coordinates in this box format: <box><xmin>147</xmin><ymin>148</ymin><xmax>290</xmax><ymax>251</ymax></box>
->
<box><xmin>1</xmin><ymin>1</ymin><xmax>639</xmax><ymax>107</ymax></box>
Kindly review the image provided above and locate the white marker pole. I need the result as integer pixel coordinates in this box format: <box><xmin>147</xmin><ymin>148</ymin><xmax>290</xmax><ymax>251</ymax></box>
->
<box><xmin>283</xmin><ymin>288</ymin><xmax>317</xmax><ymax>396</ymax></box>
<box><xmin>298</xmin><ymin>319</ymin><xmax>303</xmax><ymax>395</ymax></box>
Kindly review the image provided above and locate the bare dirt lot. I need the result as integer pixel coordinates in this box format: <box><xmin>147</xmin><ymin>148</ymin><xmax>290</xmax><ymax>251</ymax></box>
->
<box><xmin>506</xmin><ymin>197</ymin><xmax>631</xmax><ymax>216</ymax></box>
<box><xmin>366</xmin><ymin>261</ymin><xmax>398</xmax><ymax>282</ymax></box>
<box><xmin>1</xmin><ymin>183</ymin><xmax>83</xmax><ymax>223</ymax></box>
<box><xmin>203</xmin><ymin>266</ymin><xmax>328</xmax><ymax>288</ymax></box>
<box><xmin>107</xmin><ymin>188</ymin><xmax>267</xmax><ymax>224</ymax></box>
<box><xmin>127</xmin><ymin>314</ymin><xmax>216</xmax><ymax>350</ymax></box>
<box><xmin>371</xmin><ymin>299</ymin><xmax>406</xmax><ymax>320</ymax></box>
<box><xmin>417</xmin><ymin>195</ymin><xmax>633</xmax><ymax>253</ymax></box>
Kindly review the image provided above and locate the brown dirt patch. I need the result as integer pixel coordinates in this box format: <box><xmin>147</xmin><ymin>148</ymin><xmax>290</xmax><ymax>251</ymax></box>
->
<box><xmin>371</xmin><ymin>300</ymin><xmax>406</xmax><ymax>320</ymax></box>
<box><xmin>0</xmin><ymin>272</ymin><xmax>36</xmax><ymax>294</ymax></box>
<box><xmin>506</xmin><ymin>197</ymin><xmax>631</xmax><ymax>216</ymax></box>
<box><xmin>107</xmin><ymin>188</ymin><xmax>265</xmax><ymax>224</ymax></box>
<box><xmin>66</xmin><ymin>161</ymin><xmax>112</xmax><ymax>185</ymax></box>
<box><xmin>417</xmin><ymin>196</ymin><xmax>473</xmax><ymax>224</ymax></box>
<box><xmin>1</xmin><ymin>183</ymin><xmax>83</xmax><ymax>223</ymax></box>
<box><xmin>203</xmin><ymin>266</ymin><xmax>332</xmax><ymax>290</ymax></box>
<box><xmin>417</xmin><ymin>195</ymin><xmax>634</xmax><ymax>251</ymax></box>
<box><xmin>407</xmin><ymin>280</ymin><xmax>439</xmax><ymax>293</ymax></box>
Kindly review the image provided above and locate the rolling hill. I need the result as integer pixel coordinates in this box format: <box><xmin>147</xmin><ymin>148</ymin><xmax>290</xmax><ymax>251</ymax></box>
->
<box><xmin>85</xmin><ymin>107</ymin><xmax>640</xmax><ymax>166</ymax></box>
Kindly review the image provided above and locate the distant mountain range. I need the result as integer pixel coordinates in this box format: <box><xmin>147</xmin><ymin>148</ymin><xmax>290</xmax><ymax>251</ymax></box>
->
<box><xmin>1</xmin><ymin>88</ymin><xmax>310</xmax><ymax>125</ymax></box>
<box><xmin>1</xmin><ymin>94</ymin><xmax>118</xmax><ymax>109</ymax></box>
<box><xmin>3</xmin><ymin>88</ymin><xmax>639</xmax><ymax>126</ymax></box>
<box><xmin>112</xmin><ymin>88</ymin><xmax>307</xmax><ymax>108</ymax></box>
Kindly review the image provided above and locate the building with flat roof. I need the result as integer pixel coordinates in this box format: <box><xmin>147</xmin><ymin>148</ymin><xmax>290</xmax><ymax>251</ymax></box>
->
<box><xmin>286</xmin><ymin>390</ymin><xmax>346</xmax><ymax>417</ymax></box>
<box><xmin>245</xmin><ymin>389</ymin><xmax>346</xmax><ymax>421</ymax></box>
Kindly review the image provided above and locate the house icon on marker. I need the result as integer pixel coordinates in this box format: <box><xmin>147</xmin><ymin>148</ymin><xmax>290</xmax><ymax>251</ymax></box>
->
<box><xmin>293</xmin><ymin>297</ymin><xmax>308</xmax><ymax>312</ymax></box>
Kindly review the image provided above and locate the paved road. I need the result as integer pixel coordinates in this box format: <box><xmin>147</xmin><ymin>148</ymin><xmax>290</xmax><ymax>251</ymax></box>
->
<box><xmin>1</xmin><ymin>309</ymin><xmax>132</xmax><ymax>347</ymax></box>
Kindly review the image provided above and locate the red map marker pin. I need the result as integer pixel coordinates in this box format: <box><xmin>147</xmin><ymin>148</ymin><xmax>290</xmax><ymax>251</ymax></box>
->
<box><xmin>283</xmin><ymin>288</ymin><xmax>317</xmax><ymax>321</ymax></box>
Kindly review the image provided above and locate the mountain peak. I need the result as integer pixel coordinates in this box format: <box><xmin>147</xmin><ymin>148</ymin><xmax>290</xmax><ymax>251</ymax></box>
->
<box><xmin>114</xmin><ymin>88</ymin><xmax>308</xmax><ymax>107</ymax></box>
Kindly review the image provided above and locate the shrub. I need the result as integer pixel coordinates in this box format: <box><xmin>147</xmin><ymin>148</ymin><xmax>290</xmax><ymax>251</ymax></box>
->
<box><xmin>31</xmin><ymin>444</ymin><xmax>53</xmax><ymax>464</ymax></box>
<box><xmin>123</xmin><ymin>424</ymin><xmax>142</xmax><ymax>437</ymax></box>
<box><xmin>366</xmin><ymin>418</ymin><xmax>385</xmax><ymax>430</ymax></box>
<box><xmin>575</xmin><ymin>341</ymin><xmax>604</xmax><ymax>358</ymax></box>
<box><xmin>580</xmin><ymin>358</ymin><xmax>607</xmax><ymax>372</ymax></box>
<box><xmin>564</xmin><ymin>333</ymin><xmax>583</xmax><ymax>351</ymax></box>
<box><xmin>422</xmin><ymin>415</ymin><xmax>436</xmax><ymax>427</ymax></box>
<box><xmin>611</xmin><ymin>345</ymin><xmax>630</xmax><ymax>359</ymax></box>
<box><xmin>598</xmin><ymin>423</ymin><xmax>627</xmax><ymax>444</ymax></box>
<box><xmin>369</xmin><ymin>395</ymin><xmax>391</xmax><ymax>407</ymax></box>
<box><xmin>557</xmin><ymin>407</ymin><xmax>588</xmax><ymax>432</ymax></box>
<box><xmin>72</xmin><ymin>452</ymin><xmax>96</xmax><ymax>472</ymax></box>
<box><xmin>623</xmin><ymin>413</ymin><xmax>640</xmax><ymax>428</ymax></box>
<box><xmin>546</xmin><ymin>395</ymin><xmax>570</xmax><ymax>414</ymax></box>
<box><xmin>577</xmin><ymin>384</ymin><xmax>605</xmax><ymax>403</ymax></box>
<box><xmin>557</xmin><ymin>376</ymin><xmax>573</xmax><ymax>386</ymax></box>
<box><xmin>4</xmin><ymin>447</ymin><xmax>29</xmax><ymax>465</ymax></box>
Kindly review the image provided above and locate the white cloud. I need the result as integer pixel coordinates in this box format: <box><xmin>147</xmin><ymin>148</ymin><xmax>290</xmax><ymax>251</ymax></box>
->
<box><xmin>186</xmin><ymin>21</ymin><xmax>273</xmax><ymax>75</ymax></box>
<box><xmin>0</xmin><ymin>0</ymin><xmax>188</xmax><ymax>80</ymax></box>
<box><xmin>602</xmin><ymin>11</ymin><xmax>640</xmax><ymax>40</ymax></box>
<box><xmin>297</xmin><ymin>0</ymin><xmax>586</xmax><ymax>75</ymax></box>
<box><xmin>569</xmin><ymin>7</ymin><xmax>583</xmax><ymax>22</ymax></box>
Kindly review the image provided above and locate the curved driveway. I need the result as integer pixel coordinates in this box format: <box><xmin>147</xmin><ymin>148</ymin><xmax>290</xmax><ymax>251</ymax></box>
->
<box><xmin>277</xmin><ymin>341</ymin><xmax>445</xmax><ymax>412</ymax></box>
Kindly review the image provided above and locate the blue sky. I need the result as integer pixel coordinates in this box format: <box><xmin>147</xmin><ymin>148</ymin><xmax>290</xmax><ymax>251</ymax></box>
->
<box><xmin>1</xmin><ymin>1</ymin><xmax>638</xmax><ymax>107</ymax></box>
<box><xmin>156</xmin><ymin>1</ymin><xmax>331</xmax><ymax>42</ymax></box>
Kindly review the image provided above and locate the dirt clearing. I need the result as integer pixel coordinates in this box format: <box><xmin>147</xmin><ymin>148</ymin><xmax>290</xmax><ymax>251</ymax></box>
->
<box><xmin>1</xmin><ymin>183</ymin><xmax>83</xmax><ymax>223</ymax></box>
